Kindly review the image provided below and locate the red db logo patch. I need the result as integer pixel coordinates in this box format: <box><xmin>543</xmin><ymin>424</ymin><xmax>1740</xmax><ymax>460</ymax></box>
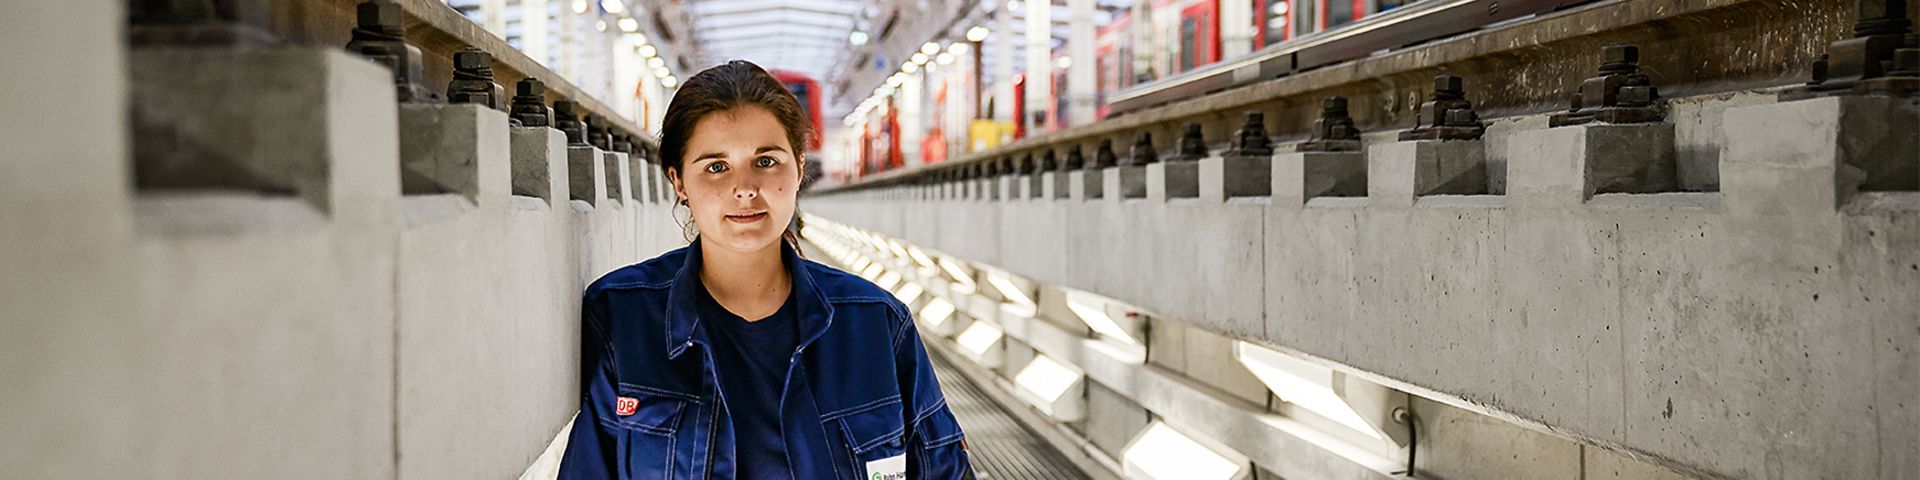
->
<box><xmin>615</xmin><ymin>396</ymin><xmax>639</xmax><ymax>416</ymax></box>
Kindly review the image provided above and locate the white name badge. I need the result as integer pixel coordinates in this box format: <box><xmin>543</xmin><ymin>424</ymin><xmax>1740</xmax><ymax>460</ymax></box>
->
<box><xmin>864</xmin><ymin>454</ymin><xmax>907</xmax><ymax>480</ymax></box>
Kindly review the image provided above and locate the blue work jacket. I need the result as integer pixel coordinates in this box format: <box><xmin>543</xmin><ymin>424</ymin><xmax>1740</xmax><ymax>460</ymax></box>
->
<box><xmin>558</xmin><ymin>239</ymin><xmax>973</xmax><ymax>479</ymax></box>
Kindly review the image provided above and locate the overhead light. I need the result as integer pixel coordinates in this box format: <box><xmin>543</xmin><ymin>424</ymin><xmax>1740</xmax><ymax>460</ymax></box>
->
<box><xmin>910</xmin><ymin>52</ymin><xmax>930</xmax><ymax>65</ymax></box>
<box><xmin>633</xmin><ymin>34</ymin><xmax>649</xmax><ymax>46</ymax></box>
<box><xmin>936</xmin><ymin>52</ymin><xmax>955</xmax><ymax>65</ymax></box>
<box><xmin>947</xmin><ymin>42</ymin><xmax>970</xmax><ymax>55</ymax></box>
<box><xmin>653</xmin><ymin>67</ymin><xmax>671</xmax><ymax>78</ymax></box>
<box><xmin>1008</xmin><ymin>0</ymin><xmax>1022</xmax><ymax>11</ymax></box>
<box><xmin>920</xmin><ymin>42</ymin><xmax>941</xmax><ymax>55</ymax></box>
<box><xmin>1122</xmin><ymin>422</ymin><xmax>1248</xmax><ymax>480</ymax></box>
<box><xmin>1055</xmin><ymin>55</ymin><xmax>1072</xmax><ymax>69</ymax></box>
<box><xmin>595</xmin><ymin>20</ymin><xmax>607</xmax><ymax>32</ymax></box>
<box><xmin>647</xmin><ymin>57</ymin><xmax>666</xmax><ymax>68</ymax></box>
<box><xmin>662</xmin><ymin>76</ymin><xmax>678</xmax><ymax>88</ymax></box>
<box><xmin>902</xmin><ymin>62</ymin><xmax>919</xmax><ymax>73</ymax></box>
<box><xmin>572</xmin><ymin>0</ymin><xmax>588</xmax><ymax>13</ymax></box>
<box><xmin>601</xmin><ymin>0</ymin><xmax>625</xmax><ymax>14</ymax></box>
<box><xmin>966</xmin><ymin>25</ymin><xmax>990</xmax><ymax>42</ymax></box>
<box><xmin>850</xmin><ymin>31</ymin><xmax>870</xmax><ymax>46</ymax></box>
<box><xmin>637</xmin><ymin>44</ymin><xmax>657</xmax><ymax>58</ymax></box>
<box><xmin>618</xmin><ymin>17</ymin><xmax>639</xmax><ymax>32</ymax></box>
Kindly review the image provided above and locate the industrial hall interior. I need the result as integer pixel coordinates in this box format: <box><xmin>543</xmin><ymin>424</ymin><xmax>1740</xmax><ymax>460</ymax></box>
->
<box><xmin>7</xmin><ymin>0</ymin><xmax>1920</xmax><ymax>479</ymax></box>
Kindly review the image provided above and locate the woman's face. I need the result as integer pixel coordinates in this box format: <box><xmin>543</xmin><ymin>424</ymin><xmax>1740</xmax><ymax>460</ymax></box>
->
<box><xmin>670</xmin><ymin>106</ymin><xmax>803</xmax><ymax>255</ymax></box>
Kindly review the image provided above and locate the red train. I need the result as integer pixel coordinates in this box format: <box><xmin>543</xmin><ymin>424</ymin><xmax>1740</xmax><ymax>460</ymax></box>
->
<box><xmin>1098</xmin><ymin>0</ymin><xmax>1590</xmax><ymax>116</ymax></box>
<box><xmin>845</xmin><ymin>0</ymin><xmax>1590</xmax><ymax>178</ymax></box>
<box><xmin>1089</xmin><ymin>0</ymin><xmax>1387</xmax><ymax>123</ymax></box>
<box><xmin>768</xmin><ymin>69</ymin><xmax>824</xmax><ymax>153</ymax></box>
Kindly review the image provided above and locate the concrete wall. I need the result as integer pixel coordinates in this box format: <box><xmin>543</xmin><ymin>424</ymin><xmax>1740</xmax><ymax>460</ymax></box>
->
<box><xmin>1</xmin><ymin>12</ymin><xmax>686</xmax><ymax>476</ymax></box>
<box><xmin>803</xmin><ymin>90</ymin><xmax>1920</xmax><ymax>478</ymax></box>
<box><xmin>2</xmin><ymin>1</ymin><xmax>143</xmax><ymax>478</ymax></box>
<box><xmin>807</xmin><ymin>218</ymin><xmax>1710</xmax><ymax>479</ymax></box>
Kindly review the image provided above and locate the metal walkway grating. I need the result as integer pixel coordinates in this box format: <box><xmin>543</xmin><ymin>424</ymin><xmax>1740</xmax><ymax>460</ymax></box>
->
<box><xmin>929</xmin><ymin>349</ymin><xmax>1091</xmax><ymax>480</ymax></box>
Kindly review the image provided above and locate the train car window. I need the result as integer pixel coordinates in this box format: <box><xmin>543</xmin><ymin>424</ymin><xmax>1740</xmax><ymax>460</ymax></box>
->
<box><xmin>1327</xmin><ymin>0</ymin><xmax>1355</xmax><ymax>29</ymax></box>
<box><xmin>787</xmin><ymin>82</ymin><xmax>811</xmax><ymax>113</ymax></box>
<box><xmin>1179</xmin><ymin>17</ymin><xmax>1197</xmax><ymax>72</ymax></box>
<box><xmin>1258</xmin><ymin>0</ymin><xmax>1290</xmax><ymax>47</ymax></box>
<box><xmin>1294</xmin><ymin>0</ymin><xmax>1317</xmax><ymax>36</ymax></box>
<box><xmin>1378</xmin><ymin>0</ymin><xmax>1410</xmax><ymax>12</ymax></box>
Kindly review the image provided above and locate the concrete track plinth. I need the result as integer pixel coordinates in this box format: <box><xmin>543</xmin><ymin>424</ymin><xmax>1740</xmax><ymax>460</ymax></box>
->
<box><xmin>1367</xmin><ymin>139</ymin><xmax>1489</xmax><ymax>207</ymax></box>
<box><xmin>508</xmin><ymin>127</ymin><xmax>567</xmax><ymax>203</ymax></box>
<box><xmin>399</xmin><ymin>104</ymin><xmax>508</xmax><ymax>202</ymax></box>
<box><xmin>1509</xmin><ymin>123</ymin><xmax>1676</xmax><ymax>207</ymax></box>
<box><xmin>566</xmin><ymin>146</ymin><xmax>606</xmax><ymax>205</ymax></box>
<box><xmin>601</xmin><ymin>150</ymin><xmax>628</xmax><ymax>203</ymax></box>
<box><xmin>1723</xmin><ymin>95</ymin><xmax>1920</xmax><ymax>212</ymax></box>
<box><xmin>1273</xmin><ymin>151</ymin><xmax>1366</xmax><ymax>206</ymax></box>
<box><xmin>1070</xmin><ymin>170</ymin><xmax>1103</xmax><ymax>201</ymax></box>
<box><xmin>1103</xmin><ymin>166</ymin><xmax>1148</xmax><ymax>201</ymax></box>
<box><xmin>1147</xmin><ymin>161</ymin><xmax>1201</xmax><ymax>201</ymax></box>
<box><xmin>1200</xmin><ymin>155</ymin><xmax>1272</xmax><ymax>201</ymax></box>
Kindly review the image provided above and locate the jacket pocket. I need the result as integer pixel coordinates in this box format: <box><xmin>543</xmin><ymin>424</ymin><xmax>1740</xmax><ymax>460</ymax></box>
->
<box><xmin>832</xmin><ymin>399</ymin><xmax>909</xmax><ymax>478</ymax></box>
<box><xmin>613</xmin><ymin>387</ymin><xmax>695</xmax><ymax>479</ymax></box>
<box><xmin>611</xmin><ymin>385</ymin><xmax>693</xmax><ymax>436</ymax></box>
<box><xmin>913</xmin><ymin>406</ymin><xmax>965</xmax><ymax>449</ymax></box>
<box><xmin>911</xmin><ymin>407</ymin><xmax>971</xmax><ymax>479</ymax></box>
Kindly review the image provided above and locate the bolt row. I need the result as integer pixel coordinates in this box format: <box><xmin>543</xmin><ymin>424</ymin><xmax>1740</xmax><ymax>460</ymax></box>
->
<box><xmin>343</xmin><ymin>0</ymin><xmax>655</xmax><ymax>162</ymax></box>
<box><xmin>884</xmin><ymin>34</ymin><xmax>1845</xmax><ymax>190</ymax></box>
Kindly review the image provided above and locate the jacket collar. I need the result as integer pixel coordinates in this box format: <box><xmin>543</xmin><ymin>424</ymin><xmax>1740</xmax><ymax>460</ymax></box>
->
<box><xmin>665</xmin><ymin>238</ymin><xmax>835</xmax><ymax>359</ymax></box>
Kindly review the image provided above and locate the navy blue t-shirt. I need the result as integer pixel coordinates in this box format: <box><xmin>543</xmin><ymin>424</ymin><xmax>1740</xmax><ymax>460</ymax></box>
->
<box><xmin>696</xmin><ymin>283</ymin><xmax>800</xmax><ymax>480</ymax></box>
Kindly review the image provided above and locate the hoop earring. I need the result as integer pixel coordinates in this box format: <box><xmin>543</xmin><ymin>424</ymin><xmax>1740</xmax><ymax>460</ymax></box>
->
<box><xmin>673</xmin><ymin>198</ymin><xmax>698</xmax><ymax>243</ymax></box>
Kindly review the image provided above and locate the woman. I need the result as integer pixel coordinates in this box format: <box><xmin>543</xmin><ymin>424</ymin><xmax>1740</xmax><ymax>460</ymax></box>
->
<box><xmin>558</xmin><ymin>60</ymin><xmax>973</xmax><ymax>480</ymax></box>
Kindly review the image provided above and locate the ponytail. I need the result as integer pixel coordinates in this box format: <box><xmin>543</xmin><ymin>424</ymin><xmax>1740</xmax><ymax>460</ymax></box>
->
<box><xmin>783</xmin><ymin>215</ymin><xmax>805</xmax><ymax>259</ymax></box>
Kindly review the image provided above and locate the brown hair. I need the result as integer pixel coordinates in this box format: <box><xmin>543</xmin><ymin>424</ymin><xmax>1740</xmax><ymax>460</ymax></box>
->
<box><xmin>658</xmin><ymin>60</ymin><xmax>812</xmax><ymax>251</ymax></box>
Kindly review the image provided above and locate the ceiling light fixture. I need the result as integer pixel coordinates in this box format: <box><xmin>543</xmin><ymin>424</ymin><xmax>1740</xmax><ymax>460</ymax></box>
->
<box><xmin>966</xmin><ymin>25</ymin><xmax>990</xmax><ymax>42</ymax></box>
